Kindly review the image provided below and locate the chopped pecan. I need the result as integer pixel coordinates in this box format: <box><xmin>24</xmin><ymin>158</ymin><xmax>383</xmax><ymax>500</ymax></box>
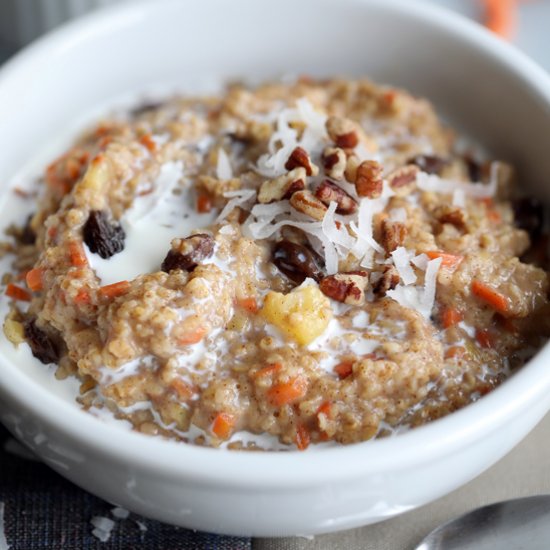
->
<box><xmin>326</xmin><ymin>116</ymin><xmax>359</xmax><ymax>149</ymax></box>
<box><xmin>372</xmin><ymin>265</ymin><xmax>400</xmax><ymax>296</ymax></box>
<box><xmin>434</xmin><ymin>205</ymin><xmax>467</xmax><ymax>229</ymax></box>
<box><xmin>161</xmin><ymin>234</ymin><xmax>215</xmax><ymax>273</ymax></box>
<box><xmin>321</xmin><ymin>147</ymin><xmax>347</xmax><ymax>180</ymax></box>
<box><xmin>386</xmin><ymin>165</ymin><xmax>419</xmax><ymax>196</ymax></box>
<box><xmin>258</xmin><ymin>168</ymin><xmax>306</xmax><ymax>203</ymax></box>
<box><xmin>285</xmin><ymin>147</ymin><xmax>319</xmax><ymax>176</ymax></box>
<box><xmin>290</xmin><ymin>190</ymin><xmax>328</xmax><ymax>221</ymax></box>
<box><xmin>380</xmin><ymin>219</ymin><xmax>407</xmax><ymax>253</ymax></box>
<box><xmin>319</xmin><ymin>273</ymin><xmax>368</xmax><ymax>305</ymax></box>
<box><xmin>273</xmin><ymin>240</ymin><xmax>324</xmax><ymax>284</ymax></box>
<box><xmin>315</xmin><ymin>180</ymin><xmax>358</xmax><ymax>215</ymax></box>
<box><xmin>355</xmin><ymin>160</ymin><xmax>383</xmax><ymax>198</ymax></box>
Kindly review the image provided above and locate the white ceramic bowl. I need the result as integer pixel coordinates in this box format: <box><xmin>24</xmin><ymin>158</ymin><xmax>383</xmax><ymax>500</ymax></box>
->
<box><xmin>1</xmin><ymin>0</ymin><xmax>550</xmax><ymax>537</ymax></box>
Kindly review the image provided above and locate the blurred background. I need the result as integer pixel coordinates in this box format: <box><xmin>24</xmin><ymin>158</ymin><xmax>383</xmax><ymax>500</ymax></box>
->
<box><xmin>0</xmin><ymin>0</ymin><xmax>549</xmax><ymax>70</ymax></box>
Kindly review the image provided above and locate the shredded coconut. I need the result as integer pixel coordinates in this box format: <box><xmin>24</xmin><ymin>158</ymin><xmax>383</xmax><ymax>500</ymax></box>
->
<box><xmin>91</xmin><ymin>516</ymin><xmax>115</xmax><ymax>543</ymax></box>
<box><xmin>0</xmin><ymin>503</ymin><xmax>8</xmax><ymax>550</ymax></box>
<box><xmin>216</xmin><ymin>148</ymin><xmax>233</xmax><ymax>180</ymax></box>
<box><xmin>215</xmin><ymin>189</ymin><xmax>256</xmax><ymax>223</ymax></box>
<box><xmin>391</xmin><ymin>247</ymin><xmax>417</xmax><ymax>285</ymax></box>
<box><xmin>417</xmin><ymin>171</ymin><xmax>496</xmax><ymax>198</ymax></box>
<box><xmin>452</xmin><ymin>189</ymin><xmax>466</xmax><ymax>208</ymax></box>
<box><xmin>111</xmin><ymin>507</ymin><xmax>130</xmax><ymax>519</ymax></box>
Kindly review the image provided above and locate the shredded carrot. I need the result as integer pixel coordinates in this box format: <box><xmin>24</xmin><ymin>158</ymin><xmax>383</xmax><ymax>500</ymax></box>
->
<box><xmin>25</xmin><ymin>268</ymin><xmax>44</xmax><ymax>292</ymax></box>
<box><xmin>482</xmin><ymin>0</ymin><xmax>517</xmax><ymax>40</ymax></box>
<box><xmin>211</xmin><ymin>412</ymin><xmax>236</xmax><ymax>439</ymax></box>
<box><xmin>295</xmin><ymin>424</ymin><xmax>311</xmax><ymax>451</ymax></box>
<box><xmin>252</xmin><ymin>362</ymin><xmax>282</xmax><ymax>379</ymax></box>
<box><xmin>426</xmin><ymin>251</ymin><xmax>464</xmax><ymax>271</ymax></box>
<box><xmin>317</xmin><ymin>401</ymin><xmax>333</xmax><ymax>419</ymax></box>
<box><xmin>140</xmin><ymin>134</ymin><xmax>157</xmax><ymax>153</ymax></box>
<box><xmin>5</xmin><ymin>283</ymin><xmax>31</xmax><ymax>302</ymax></box>
<box><xmin>476</xmin><ymin>328</ymin><xmax>494</xmax><ymax>349</ymax></box>
<box><xmin>487</xmin><ymin>209</ymin><xmax>502</xmax><ymax>224</ymax></box>
<box><xmin>267</xmin><ymin>377</ymin><xmax>308</xmax><ymax>407</ymax></box>
<box><xmin>197</xmin><ymin>193</ymin><xmax>212</xmax><ymax>214</ymax></box>
<box><xmin>441</xmin><ymin>307</ymin><xmax>463</xmax><ymax>329</ymax></box>
<box><xmin>74</xmin><ymin>289</ymin><xmax>91</xmax><ymax>305</ymax></box>
<box><xmin>69</xmin><ymin>241</ymin><xmax>88</xmax><ymax>267</ymax></box>
<box><xmin>236</xmin><ymin>297</ymin><xmax>259</xmax><ymax>314</ymax></box>
<box><xmin>471</xmin><ymin>280</ymin><xmax>509</xmax><ymax>313</ymax></box>
<box><xmin>334</xmin><ymin>360</ymin><xmax>354</xmax><ymax>380</ymax></box>
<box><xmin>98</xmin><ymin>280</ymin><xmax>130</xmax><ymax>300</ymax></box>
<box><xmin>178</xmin><ymin>327</ymin><xmax>207</xmax><ymax>346</ymax></box>
<box><xmin>445</xmin><ymin>346</ymin><xmax>467</xmax><ymax>360</ymax></box>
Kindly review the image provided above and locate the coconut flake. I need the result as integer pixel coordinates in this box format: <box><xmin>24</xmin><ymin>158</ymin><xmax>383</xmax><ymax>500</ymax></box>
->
<box><xmin>411</xmin><ymin>253</ymin><xmax>429</xmax><ymax>271</ymax></box>
<box><xmin>111</xmin><ymin>507</ymin><xmax>130</xmax><ymax>519</ymax></box>
<box><xmin>417</xmin><ymin>171</ymin><xmax>496</xmax><ymax>198</ymax></box>
<box><xmin>0</xmin><ymin>503</ymin><xmax>8</xmax><ymax>550</ymax></box>
<box><xmin>391</xmin><ymin>247</ymin><xmax>417</xmax><ymax>285</ymax></box>
<box><xmin>322</xmin><ymin>202</ymin><xmax>356</xmax><ymax>250</ymax></box>
<box><xmin>421</xmin><ymin>257</ymin><xmax>442</xmax><ymax>315</ymax></box>
<box><xmin>216</xmin><ymin>148</ymin><xmax>233</xmax><ymax>180</ymax></box>
<box><xmin>91</xmin><ymin>516</ymin><xmax>115</xmax><ymax>543</ymax></box>
<box><xmin>452</xmin><ymin>189</ymin><xmax>466</xmax><ymax>208</ymax></box>
<box><xmin>215</xmin><ymin>189</ymin><xmax>256</xmax><ymax>223</ymax></box>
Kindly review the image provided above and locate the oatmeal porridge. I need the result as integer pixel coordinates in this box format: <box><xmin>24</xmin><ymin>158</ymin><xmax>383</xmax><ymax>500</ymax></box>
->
<box><xmin>2</xmin><ymin>78</ymin><xmax>549</xmax><ymax>450</ymax></box>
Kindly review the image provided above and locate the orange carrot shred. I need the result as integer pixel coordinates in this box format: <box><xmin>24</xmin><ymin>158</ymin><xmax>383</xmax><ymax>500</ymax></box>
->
<box><xmin>267</xmin><ymin>377</ymin><xmax>308</xmax><ymax>407</ymax></box>
<box><xmin>252</xmin><ymin>363</ymin><xmax>282</xmax><ymax>379</ymax></box>
<box><xmin>177</xmin><ymin>327</ymin><xmax>207</xmax><ymax>346</ymax></box>
<box><xmin>476</xmin><ymin>328</ymin><xmax>494</xmax><ymax>349</ymax></box>
<box><xmin>471</xmin><ymin>280</ymin><xmax>509</xmax><ymax>313</ymax></box>
<box><xmin>211</xmin><ymin>412</ymin><xmax>236</xmax><ymax>439</ymax></box>
<box><xmin>26</xmin><ymin>268</ymin><xmax>44</xmax><ymax>292</ymax></box>
<box><xmin>237</xmin><ymin>297</ymin><xmax>259</xmax><ymax>314</ymax></box>
<box><xmin>197</xmin><ymin>193</ymin><xmax>212</xmax><ymax>214</ymax></box>
<box><xmin>69</xmin><ymin>241</ymin><xmax>88</xmax><ymax>267</ymax></box>
<box><xmin>5</xmin><ymin>283</ymin><xmax>31</xmax><ymax>302</ymax></box>
<box><xmin>140</xmin><ymin>134</ymin><xmax>157</xmax><ymax>153</ymax></box>
<box><xmin>482</xmin><ymin>0</ymin><xmax>517</xmax><ymax>40</ymax></box>
<box><xmin>317</xmin><ymin>401</ymin><xmax>332</xmax><ymax>419</ymax></box>
<box><xmin>74</xmin><ymin>289</ymin><xmax>91</xmax><ymax>305</ymax></box>
<box><xmin>295</xmin><ymin>424</ymin><xmax>311</xmax><ymax>451</ymax></box>
<box><xmin>334</xmin><ymin>360</ymin><xmax>354</xmax><ymax>380</ymax></box>
<box><xmin>425</xmin><ymin>251</ymin><xmax>464</xmax><ymax>271</ymax></box>
<box><xmin>442</xmin><ymin>307</ymin><xmax>463</xmax><ymax>329</ymax></box>
<box><xmin>98</xmin><ymin>280</ymin><xmax>130</xmax><ymax>300</ymax></box>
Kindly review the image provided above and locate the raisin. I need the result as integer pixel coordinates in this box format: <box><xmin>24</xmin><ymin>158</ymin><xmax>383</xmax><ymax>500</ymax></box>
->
<box><xmin>24</xmin><ymin>318</ymin><xmax>60</xmax><ymax>365</ymax></box>
<box><xmin>512</xmin><ymin>197</ymin><xmax>544</xmax><ymax>239</ymax></box>
<box><xmin>21</xmin><ymin>215</ymin><xmax>36</xmax><ymax>245</ymax></box>
<box><xmin>272</xmin><ymin>240</ymin><xmax>324</xmax><ymax>284</ymax></box>
<box><xmin>161</xmin><ymin>234</ymin><xmax>215</xmax><ymax>273</ymax></box>
<box><xmin>83</xmin><ymin>210</ymin><xmax>125</xmax><ymax>259</ymax></box>
<box><xmin>408</xmin><ymin>155</ymin><xmax>448</xmax><ymax>175</ymax></box>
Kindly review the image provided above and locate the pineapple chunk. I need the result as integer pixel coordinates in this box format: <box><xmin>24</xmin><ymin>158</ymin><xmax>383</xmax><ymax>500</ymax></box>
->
<box><xmin>261</xmin><ymin>285</ymin><xmax>332</xmax><ymax>345</ymax></box>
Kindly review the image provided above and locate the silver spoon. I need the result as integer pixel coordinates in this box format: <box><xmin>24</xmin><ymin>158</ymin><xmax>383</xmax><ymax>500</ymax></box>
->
<box><xmin>414</xmin><ymin>495</ymin><xmax>550</xmax><ymax>550</ymax></box>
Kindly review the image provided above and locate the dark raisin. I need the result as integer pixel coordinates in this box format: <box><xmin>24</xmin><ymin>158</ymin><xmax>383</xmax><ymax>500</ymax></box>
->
<box><xmin>83</xmin><ymin>210</ymin><xmax>125</xmax><ymax>259</ymax></box>
<box><xmin>512</xmin><ymin>197</ymin><xmax>545</xmax><ymax>239</ymax></box>
<box><xmin>464</xmin><ymin>155</ymin><xmax>483</xmax><ymax>182</ymax></box>
<box><xmin>408</xmin><ymin>155</ymin><xmax>448</xmax><ymax>175</ymax></box>
<box><xmin>21</xmin><ymin>215</ymin><xmax>36</xmax><ymax>245</ymax></box>
<box><xmin>24</xmin><ymin>318</ymin><xmax>60</xmax><ymax>365</ymax></box>
<box><xmin>272</xmin><ymin>240</ymin><xmax>324</xmax><ymax>284</ymax></box>
<box><xmin>161</xmin><ymin>234</ymin><xmax>215</xmax><ymax>273</ymax></box>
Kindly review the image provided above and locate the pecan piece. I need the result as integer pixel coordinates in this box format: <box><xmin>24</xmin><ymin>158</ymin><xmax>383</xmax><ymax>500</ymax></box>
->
<box><xmin>273</xmin><ymin>240</ymin><xmax>324</xmax><ymax>284</ymax></box>
<box><xmin>326</xmin><ymin>116</ymin><xmax>359</xmax><ymax>149</ymax></box>
<box><xmin>290</xmin><ymin>190</ymin><xmax>328</xmax><ymax>221</ymax></box>
<box><xmin>285</xmin><ymin>147</ymin><xmax>318</xmax><ymax>176</ymax></box>
<box><xmin>372</xmin><ymin>265</ymin><xmax>400</xmax><ymax>296</ymax></box>
<box><xmin>386</xmin><ymin>165</ymin><xmax>419</xmax><ymax>196</ymax></box>
<box><xmin>258</xmin><ymin>168</ymin><xmax>306</xmax><ymax>204</ymax></box>
<box><xmin>319</xmin><ymin>273</ymin><xmax>368</xmax><ymax>305</ymax></box>
<box><xmin>321</xmin><ymin>147</ymin><xmax>347</xmax><ymax>180</ymax></box>
<box><xmin>434</xmin><ymin>205</ymin><xmax>467</xmax><ymax>229</ymax></box>
<box><xmin>161</xmin><ymin>234</ymin><xmax>215</xmax><ymax>273</ymax></box>
<box><xmin>380</xmin><ymin>219</ymin><xmax>407</xmax><ymax>253</ymax></box>
<box><xmin>355</xmin><ymin>160</ymin><xmax>383</xmax><ymax>198</ymax></box>
<box><xmin>315</xmin><ymin>180</ymin><xmax>358</xmax><ymax>215</ymax></box>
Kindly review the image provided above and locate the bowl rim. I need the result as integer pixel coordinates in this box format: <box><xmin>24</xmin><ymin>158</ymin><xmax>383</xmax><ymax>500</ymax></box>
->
<box><xmin>1</xmin><ymin>0</ymin><xmax>550</xmax><ymax>489</ymax></box>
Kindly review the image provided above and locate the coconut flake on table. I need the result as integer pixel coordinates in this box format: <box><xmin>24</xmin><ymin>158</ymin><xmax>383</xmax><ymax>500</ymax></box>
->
<box><xmin>0</xmin><ymin>502</ymin><xmax>8</xmax><ymax>550</ymax></box>
<box><xmin>387</xmin><ymin>257</ymin><xmax>442</xmax><ymax>319</ymax></box>
<box><xmin>216</xmin><ymin>147</ymin><xmax>233</xmax><ymax>180</ymax></box>
<box><xmin>91</xmin><ymin>516</ymin><xmax>115</xmax><ymax>543</ymax></box>
<box><xmin>111</xmin><ymin>507</ymin><xmax>130</xmax><ymax>520</ymax></box>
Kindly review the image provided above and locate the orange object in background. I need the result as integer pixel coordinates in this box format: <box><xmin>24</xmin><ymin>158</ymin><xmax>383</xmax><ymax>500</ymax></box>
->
<box><xmin>481</xmin><ymin>0</ymin><xmax>517</xmax><ymax>40</ymax></box>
